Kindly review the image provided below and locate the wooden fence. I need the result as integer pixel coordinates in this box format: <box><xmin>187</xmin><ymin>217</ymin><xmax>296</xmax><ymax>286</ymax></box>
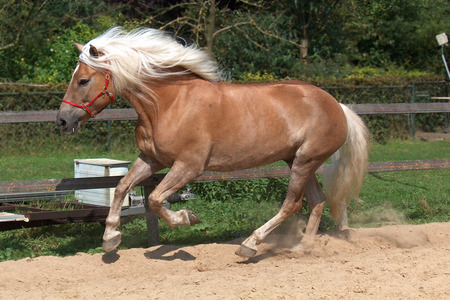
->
<box><xmin>1</xmin><ymin>103</ymin><xmax>449</xmax><ymax>124</ymax></box>
<box><xmin>1</xmin><ymin>159</ymin><xmax>449</xmax><ymax>245</ymax></box>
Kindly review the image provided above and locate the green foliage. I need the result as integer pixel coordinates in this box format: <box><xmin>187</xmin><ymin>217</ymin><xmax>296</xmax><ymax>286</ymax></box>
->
<box><xmin>159</xmin><ymin>196</ymin><xmax>282</xmax><ymax>244</ymax></box>
<box><xmin>214</xmin><ymin>10</ymin><xmax>301</xmax><ymax>78</ymax></box>
<box><xmin>31</xmin><ymin>16</ymin><xmax>119</xmax><ymax>84</ymax></box>
<box><xmin>0</xmin><ymin>0</ymin><xmax>117</xmax><ymax>82</ymax></box>
<box><xmin>343</xmin><ymin>0</ymin><xmax>449</xmax><ymax>71</ymax></box>
<box><xmin>190</xmin><ymin>177</ymin><xmax>288</xmax><ymax>204</ymax></box>
<box><xmin>238</xmin><ymin>71</ymin><xmax>279</xmax><ymax>83</ymax></box>
<box><xmin>1</xmin><ymin>0</ymin><xmax>449</xmax><ymax>83</ymax></box>
<box><xmin>32</xmin><ymin>23</ymin><xmax>96</xmax><ymax>83</ymax></box>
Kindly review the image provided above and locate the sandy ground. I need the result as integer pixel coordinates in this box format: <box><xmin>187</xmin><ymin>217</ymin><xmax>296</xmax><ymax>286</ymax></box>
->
<box><xmin>0</xmin><ymin>222</ymin><xmax>449</xmax><ymax>299</ymax></box>
<box><xmin>415</xmin><ymin>130</ymin><xmax>449</xmax><ymax>141</ymax></box>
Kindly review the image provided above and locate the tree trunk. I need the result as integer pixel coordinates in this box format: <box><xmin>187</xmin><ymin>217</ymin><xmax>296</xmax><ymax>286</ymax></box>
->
<box><xmin>205</xmin><ymin>0</ymin><xmax>216</xmax><ymax>56</ymax></box>
<box><xmin>300</xmin><ymin>38</ymin><xmax>308</xmax><ymax>59</ymax></box>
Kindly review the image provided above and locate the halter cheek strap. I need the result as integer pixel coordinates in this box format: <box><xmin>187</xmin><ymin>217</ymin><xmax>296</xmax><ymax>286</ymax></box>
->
<box><xmin>62</xmin><ymin>71</ymin><xmax>115</xmax><ymax>118</ymax></box>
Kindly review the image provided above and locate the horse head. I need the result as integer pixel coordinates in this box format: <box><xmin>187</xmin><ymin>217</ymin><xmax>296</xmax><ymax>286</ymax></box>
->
<box><xmin>56</xmin><ymin>43</ymin><xmax>115</xmax><ymax>134</ymax></box>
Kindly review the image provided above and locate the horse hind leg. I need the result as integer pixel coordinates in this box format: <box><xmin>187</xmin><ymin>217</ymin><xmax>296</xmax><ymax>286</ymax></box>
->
<box><xmin>301</xmin><ymin>167</ymin><xmax>350</xmax><ymax>254</ymax></box>
<box><xmin>295</xmin><ymin>175</ymin><xmax>327</xmax><ymax>254</ymax></box>
<box><xmin>304</xmin><ymin>175</ymin><xmax>326</xmax><ymax>236</ymax></box>
<box><xmin>282</xmin><ymin>162</ymin><xmax>327</xmax><ymax>237</ymax></box>
<box><xmin>236</xmin><ymin>158</ymin><xmax>321</xmax><ymax>258</ymax></box>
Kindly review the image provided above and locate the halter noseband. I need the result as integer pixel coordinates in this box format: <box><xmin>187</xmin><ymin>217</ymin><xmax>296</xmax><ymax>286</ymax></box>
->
<box><xmin>62</xmin><ymin>70</ymin><xmax>115</xmax><ymax>118</ymax></box>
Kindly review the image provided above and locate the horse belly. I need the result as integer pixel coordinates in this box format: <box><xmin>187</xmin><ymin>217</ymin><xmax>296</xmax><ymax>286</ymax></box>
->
<box><xmin>206</xmin><ymin>143</ymin><xmax>294</xmax><ymax>171</ymax></box>
<box><xmin>206</xmin><ymin>107</ymin><xmax>302</xmax><ymax>171</ymax></box>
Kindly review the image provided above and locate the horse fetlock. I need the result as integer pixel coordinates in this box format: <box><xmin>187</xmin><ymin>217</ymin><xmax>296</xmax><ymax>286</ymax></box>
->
<box><xmin>103</xmin><ymin>230</ymin><xmax>122</xmax><ymax>253</ymax></box>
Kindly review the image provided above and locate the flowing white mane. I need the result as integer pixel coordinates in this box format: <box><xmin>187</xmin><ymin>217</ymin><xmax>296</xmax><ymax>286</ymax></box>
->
<box><xmin>78</xmin><ymin>27</ymin><xmax>220</xmax><ymax>96</ymax></box>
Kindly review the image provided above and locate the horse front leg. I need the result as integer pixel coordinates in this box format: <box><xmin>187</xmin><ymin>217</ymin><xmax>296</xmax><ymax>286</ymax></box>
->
<box><xmin>147</xmin><ymin>161</ymin><xmax>202</xmax><ymax>228</ymax></box>
<box><xmin>103</xmin><ymin>154</ymin><xmax>163</xmax><ymax>252</ymax></box>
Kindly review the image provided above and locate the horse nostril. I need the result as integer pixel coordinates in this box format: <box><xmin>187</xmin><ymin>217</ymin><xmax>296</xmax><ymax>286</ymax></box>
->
<box><xmin>56</xmin><ymin>118</ymin><xmax>68</xmax><ymax>131</ymax></box>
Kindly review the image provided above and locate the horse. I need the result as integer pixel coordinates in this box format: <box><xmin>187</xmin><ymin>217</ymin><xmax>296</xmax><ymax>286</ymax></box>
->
<box><xmin>56</xmin><ymin>27</ymin><xmax>369</xmax><ymax>258</ymax></box>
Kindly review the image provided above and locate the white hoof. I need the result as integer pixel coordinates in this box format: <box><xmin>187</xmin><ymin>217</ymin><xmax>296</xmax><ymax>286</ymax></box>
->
<box><xmin>235</xmin><ymin>244</ymin><xmax>257</xmax><ymax>258</ymax></box>
<box><xmin>103</xmin><ymin>231</ymin><xmax>122</xmax><ymax>252</ymax></box>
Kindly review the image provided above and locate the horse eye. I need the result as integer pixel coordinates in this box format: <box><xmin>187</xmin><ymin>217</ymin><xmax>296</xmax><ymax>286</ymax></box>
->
<box><xmin>78</xmin><ymin>79</ymin><xmax>90</xmax><ymax>86</ymax></box>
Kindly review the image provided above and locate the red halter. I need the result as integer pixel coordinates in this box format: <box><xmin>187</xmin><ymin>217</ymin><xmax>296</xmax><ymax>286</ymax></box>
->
<box><xmin>62</xmin><ymin>70</ymin><xmax>115</xmax><ymax>118</ymax></box>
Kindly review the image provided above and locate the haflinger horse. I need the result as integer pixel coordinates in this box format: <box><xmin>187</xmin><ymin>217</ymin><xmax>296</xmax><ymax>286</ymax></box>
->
<box><xmin>56</xmin><ymin>27</ymin><xmax>369</xmax><ymax>258</ymax></box>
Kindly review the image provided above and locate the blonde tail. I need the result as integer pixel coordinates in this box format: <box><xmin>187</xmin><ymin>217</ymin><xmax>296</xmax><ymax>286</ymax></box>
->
<box><xmin>322</xmin><ymin>104</ymin><xmax>370</xmax><ymax>224</ymax></box>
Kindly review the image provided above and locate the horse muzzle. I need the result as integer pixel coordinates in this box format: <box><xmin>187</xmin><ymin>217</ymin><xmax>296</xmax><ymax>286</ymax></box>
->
<box><xmin>56</xmin><ymin>110</ymin><xmax>81</xmax><ymax>135</ymax></box>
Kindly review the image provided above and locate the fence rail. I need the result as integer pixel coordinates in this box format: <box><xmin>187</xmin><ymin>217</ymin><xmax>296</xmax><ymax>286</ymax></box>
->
<box><xmin>1</xmin><ymin>102</ymin><xmax>449</xmax><ymax>124</ymax></box>
<box><xmin>1</xmin><ymin>159</ymin><xmax>448</xmax><ymax>235</ymax></box>
<box><xmin>0</xmin><ymin>108</ymin><xmax>136</xmax><ymax>123</ymax></box>
<box><xmin>1</xmin><ymin>159</ymin><xmax>448</xmax><ymax>197</ymax></box>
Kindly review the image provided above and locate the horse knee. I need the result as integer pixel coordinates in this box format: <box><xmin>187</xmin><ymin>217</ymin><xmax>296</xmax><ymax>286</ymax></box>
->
<box><xmin>148</xmin><ymin>194</ymin><xmax>164</xmax><ymax>212</ymax></box>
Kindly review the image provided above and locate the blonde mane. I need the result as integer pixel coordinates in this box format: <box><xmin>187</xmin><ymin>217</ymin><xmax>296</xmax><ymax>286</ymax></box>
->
<box><xmin>78</xmin><ymin>27</ymin><xmax>220</xmax><ymax>96</ymax></box>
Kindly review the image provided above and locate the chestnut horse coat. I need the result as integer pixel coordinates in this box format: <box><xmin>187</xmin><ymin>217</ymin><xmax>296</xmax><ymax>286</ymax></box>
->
<box><xmin>57</xmin><ymin>27</ymin><xmax>369</xmax><ymax>257</ymax></box>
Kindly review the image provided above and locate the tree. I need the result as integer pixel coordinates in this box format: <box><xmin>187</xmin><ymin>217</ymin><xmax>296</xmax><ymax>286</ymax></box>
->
<box><xmin>0</xmin><ymin>0</ymin><xmax>51</xmax><ymax>51</ymax></box>
<box><xmin>279</xmin><ymin>0</ymin><xmax>342</xmax><ymax>59</ymax></box>
<box><xmin>343</xmin><ymin>0</ymin><xmax>450</xmax><ymax>69</ymax></box>
<box><xmin>0</xmin><ymin>0</ymin><xmax>119</xmax><ymax>82</ymax></box>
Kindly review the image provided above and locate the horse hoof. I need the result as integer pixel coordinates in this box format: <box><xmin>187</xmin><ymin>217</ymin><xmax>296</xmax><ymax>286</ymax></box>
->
<box><xmin>300</xmin><ymin>234</ymin><xmax>315</xmax><ymax>255</ymax></box>
<box><xmin>235</xmin><ymin>244</ymin><xmax>257</xmax><ymax>258</ymax></box>
<box><xmin>183</xmin><ymin>208</ymin><xmax>201</xmax><ymax>225</ymax></box>
<box><xmin>103</xmin><ymin>231</ymin><xmax>122</xmax><ymax>253</ymax></box>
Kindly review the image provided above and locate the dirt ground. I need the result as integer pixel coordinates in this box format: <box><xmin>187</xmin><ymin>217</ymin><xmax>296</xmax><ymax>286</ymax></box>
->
<box><xmin>0</xmin><ymin>221</ymin><xmax>449</xmax><ymax>299</ymax></box>
<box><xmin>415</xmin><ymin>130</ymin><xmax>449</xmax><ymax>141</ymax></box>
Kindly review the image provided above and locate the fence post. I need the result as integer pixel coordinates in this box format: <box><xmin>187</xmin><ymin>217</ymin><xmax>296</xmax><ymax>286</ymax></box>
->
<box><xmin>408</xmin><ymin>83</ymin><xmax>416</xmax><ymax>139</ymax></box>
<box><xmin>143</xmin><ymin>185</ymin><xmax>160</xmax><ymax>246</ymax></box>
<box><xmin>107</xmin><ymin>120</ymin><xmax>112</xmax><ymax>151</ymax></box>
<box><xmin>445</xmin><ymin>82</ymin><xmax>449</xmax><ymax>133</ymax></box>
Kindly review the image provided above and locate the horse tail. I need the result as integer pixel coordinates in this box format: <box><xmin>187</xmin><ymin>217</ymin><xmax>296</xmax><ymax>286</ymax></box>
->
<box><xmin>322</xmin><ymin>104</ymin><xmax>370</xmax><ymax>224</ymax></box>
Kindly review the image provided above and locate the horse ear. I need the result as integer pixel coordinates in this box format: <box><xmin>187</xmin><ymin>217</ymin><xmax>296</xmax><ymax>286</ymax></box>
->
<box><xmin>89</xmin><ymin>44</ymin><xmax>99</xmax><ymax>58</ymax></box>
<box><xmin>72</xmin><ymin>41</ymin><xmax>84</xmax><ymax>53</ymax></box>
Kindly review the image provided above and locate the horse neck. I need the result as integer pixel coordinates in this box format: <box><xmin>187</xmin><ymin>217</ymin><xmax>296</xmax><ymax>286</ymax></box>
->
<box><xmin>123</xmin><ymin>73</ymin><xmax>206</xmax><ymax>122</ymax></box>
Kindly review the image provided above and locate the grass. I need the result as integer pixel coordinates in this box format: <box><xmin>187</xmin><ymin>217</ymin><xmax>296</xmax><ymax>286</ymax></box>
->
<box><xmin>368</xmin><ymin>140</ymin><xmax>449</xmax><ymax>162</ymax></box>
<box><xmin>0</xmin><ymin>147</ymin><xmax>140</xmax><ymax>181</ymax></box>
<box><xmin>353</xmin><ymin>169</ymin><xmax>449</xmax><ymax>226</ymax></box>
<box><xmin>0</xmin><ymin>139</ymin><xmax>448</xmax><ymax>261</ymax></box>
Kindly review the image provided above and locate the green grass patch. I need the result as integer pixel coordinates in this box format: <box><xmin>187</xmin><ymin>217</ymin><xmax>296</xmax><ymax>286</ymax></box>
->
<box><xmin>0</xmin><ymin>147</ymin><xmax>139</xmax><ymax>181</ymax></box>
<box><xmin>0</xmin><ymin>223</ymin><xmax>105</xmax><ymax>261</ymax></box>
<box><xmin>354</xmin><ymin>169</ymin><xmax>449</xmax><ymax>226</ymax></box>
<box><xmin>369</xmin><ymin>140</ymin><xmax>449</xmax><ymax>162</ymax></box>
